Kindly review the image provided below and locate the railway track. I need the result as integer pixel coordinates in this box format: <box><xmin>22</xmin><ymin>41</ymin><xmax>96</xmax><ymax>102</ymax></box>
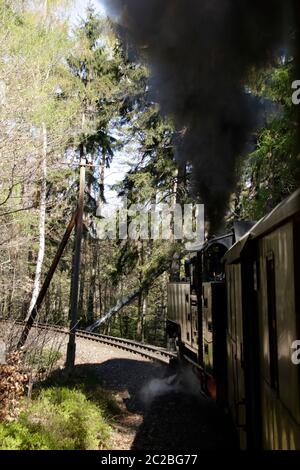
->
<box><xmin>0</xmin><ymin>320</ymin><xmax>176</xmax><ymax>364</ymax></box>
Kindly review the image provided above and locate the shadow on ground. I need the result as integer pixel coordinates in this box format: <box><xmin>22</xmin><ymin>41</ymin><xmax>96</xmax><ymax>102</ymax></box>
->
<box><xmin>44</xmin><ymin>359</ymin><xmax>238</xmax><ymax>450</ymax></box>
<box><xmin>132</xmin><ymin>392</ymin><xmax>238</xmax><ymax>450</ymax></box>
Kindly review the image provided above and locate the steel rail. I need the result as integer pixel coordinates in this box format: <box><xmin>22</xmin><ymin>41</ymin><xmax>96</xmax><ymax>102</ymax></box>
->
<box><xmin>0</xmin><ymin>320</ymin><xmax>176</xmax><ymax>365</ymax></box>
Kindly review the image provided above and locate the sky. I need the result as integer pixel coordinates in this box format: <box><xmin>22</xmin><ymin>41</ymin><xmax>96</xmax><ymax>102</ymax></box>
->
<box><xmin>71</xmin><ymin>0</ymin><xmax>106</xmax><ymax>25</ymax></box>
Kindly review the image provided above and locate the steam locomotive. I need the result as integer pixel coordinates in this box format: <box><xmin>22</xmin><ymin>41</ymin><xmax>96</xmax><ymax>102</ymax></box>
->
<box><xmin>167</xmin><ymin>188</ymin><xmax>300</xmax><ymax>450</ymax></box>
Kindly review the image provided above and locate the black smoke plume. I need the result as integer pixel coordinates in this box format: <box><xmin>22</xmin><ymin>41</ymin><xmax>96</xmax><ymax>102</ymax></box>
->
<box><xmin>105</xmin><ymin>0</ymin><xmax>295</xmax><ymax>232</ymax></box>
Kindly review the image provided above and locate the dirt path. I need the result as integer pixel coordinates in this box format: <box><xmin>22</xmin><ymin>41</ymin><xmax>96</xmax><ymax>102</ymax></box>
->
<box><xmin>71</xmin><ymin>335</ymin><xmax>237</xmax><ymax>450</ymax></box>
<box><xmin>1</xmin><ymin>323</ymin><xmax>238</xmax><ymax>450</ymax></box>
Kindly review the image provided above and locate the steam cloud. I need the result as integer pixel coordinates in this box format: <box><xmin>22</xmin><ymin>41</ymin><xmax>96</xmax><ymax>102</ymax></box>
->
<box><xmin>105</xmin><ymin>0</ymin><xmax>295</xmax><ymax>231</ymax></box>
<box><xmin>140</xmin><ymin>367</ymin><xmax>204</xmax><ymax>407</ymax></box>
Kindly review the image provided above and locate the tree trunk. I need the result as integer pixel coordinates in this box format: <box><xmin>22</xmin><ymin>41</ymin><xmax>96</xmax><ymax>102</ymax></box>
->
<box><xmin>136</xmin><ymin>292</ymin><xmax>142</xmax><ymax>340</ymax></box>
<box><xmin>26</xmin><ymin>123</ymin><xmax>47</xmax><ymax>321</ymax></box>
<box><xmin>170</xmin><ymin>163</ymin><xmax>186</xmax><ymax>281</ymax></box>
<box><xmin>86</xmin><ymin>243</ymin><xmax>180</xmax><ymax>332</ymax></box>
<box><xmin>137</xmin><ymin>291</ymin><xmax>147</xmax><ymax>343</ymax></box>
<box><xmin>78</xmin><ymin>235</ymin><xmax>86</xmax><ymax>323</ymax></box>
<box><xmin>86</xmin><ymin>288</ymin><xmax>141</xmax><ymax>332</ymax></box>
<box><xmin>141</xmin><ymin>294</ymin><xmax>147</xmax><ymax>343</ymax></box>
<box><xmin>87</xmin><ymin>240</ymin><xmax>97</xmax><ymax>324</ymax></box>
<box><xmin>99</xmin><ymin>151</ymin><xmax>106</xmax><ymax>203</ymax></box>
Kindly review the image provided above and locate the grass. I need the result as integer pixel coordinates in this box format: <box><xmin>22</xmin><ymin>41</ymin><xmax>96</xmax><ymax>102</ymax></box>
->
<box><xmin>0</xmin><ymin>367</ymin><xmax>120</xmax><ymax>450</ymax></box>
<box><xmin>24</xmin><ymin>348</ymin><xmax>63</xmax><ymax>370</ymax></box>
<box><xmin>40</xmin><ymin>365</ymin><xmax>121</xmax><ymax>420</ymax></box>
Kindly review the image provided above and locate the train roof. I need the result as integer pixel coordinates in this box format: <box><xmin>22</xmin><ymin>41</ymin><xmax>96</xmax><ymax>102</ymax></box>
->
<box><xmin>185</xmin><ymin>231</ymin><xmax>234</xmax><ymax>254</ymax></box>
<box><xmin>185</xmin><ymin>220</ymin><xmax>254</xmax><ymax>254</ymax></box>
<box><xmin>223</xmin><ymin>188</ymin><xmax>300</xmax><ymax>264</ymax></box>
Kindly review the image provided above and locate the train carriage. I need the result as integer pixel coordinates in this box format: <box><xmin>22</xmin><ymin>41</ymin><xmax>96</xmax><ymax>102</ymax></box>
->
<box><xmin>167</xmin><ymin>188</ymin><xmax>300</xmax><ymax>449</ymax></box>
<box><xmin>224</xmin><ymin>188</ymin><xmax>300</xmax><ymax>449</ymax></box>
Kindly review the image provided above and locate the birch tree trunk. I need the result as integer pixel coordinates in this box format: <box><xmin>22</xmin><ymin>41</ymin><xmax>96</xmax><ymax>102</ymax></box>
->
<box><xmin>140</xmin><ymin>294</ymin><xmax>147</xmax><ymax>343</ymax></box>
<box><xmin>26</xmin><ymin>123</ymin><xmax>47</xmax><ymax>320</ymax></box>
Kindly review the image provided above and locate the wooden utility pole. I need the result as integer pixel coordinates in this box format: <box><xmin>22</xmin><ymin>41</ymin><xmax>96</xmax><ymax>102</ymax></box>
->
<box><xmin>66</xmin><ymin>158</ymin><xmax>86</xmax><ymax>369</ymax></box>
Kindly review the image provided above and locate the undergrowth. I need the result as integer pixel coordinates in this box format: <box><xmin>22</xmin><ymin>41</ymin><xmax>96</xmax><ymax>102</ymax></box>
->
<box><xmin>0</xmin><ymin>386</ymin><xmax>113</xmax><ymax>450</ymax></box>
<box><xmin>24</xmin><ymin>349</ymin><xmax>63</xmax><ymax>370</ymax></box>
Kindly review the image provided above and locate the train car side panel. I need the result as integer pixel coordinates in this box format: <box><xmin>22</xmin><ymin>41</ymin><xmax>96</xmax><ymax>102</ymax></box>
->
<box><xmin>258</xmin><ymin>221</ymin><xmax>300</xmax><ymax>449</ymax></box>
<box><xmin>167</xmin><ymin>282</ymin><xmax>196</xmax><ymax>352</ymax></box>
<box><xmin>225</xmin><ymin>263</ymin><xmax>247</xmax><ymax>448</ymax></box>
<box><xmin>202</xmin><ymin>283</ymin><xmax>213</xmax><ymax>372</ymax></box>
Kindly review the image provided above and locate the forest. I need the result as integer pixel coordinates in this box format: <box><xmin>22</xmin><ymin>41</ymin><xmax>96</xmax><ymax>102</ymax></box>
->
<box><xmin>0</xmin><ymin>1</ymin><xmax>298</xmax><ymax>344</ymax></box>
<box><xmin>0</xmin><ymin>0</ymin><xmax>299</xmax><ymax>453</ymax></box>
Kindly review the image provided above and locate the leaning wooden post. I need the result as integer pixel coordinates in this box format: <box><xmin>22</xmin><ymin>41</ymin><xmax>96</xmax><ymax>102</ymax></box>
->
<box><xmin>17</xmin><ymin>210</ymin><xmax>78</xmax><ymax>349</ymax></box>
<box><xmin>65</xmin><ymin>158</ymin><xmax>86</xmax><ymax>369</ymax></box>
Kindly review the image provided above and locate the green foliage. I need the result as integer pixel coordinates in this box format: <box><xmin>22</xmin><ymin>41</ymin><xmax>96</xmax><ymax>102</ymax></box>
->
<box><xmin>40</xmin><ymin>366</ymin><xmax>121</xmax><ymax>419</ymax></box>
<box><xmin>236</xmin><ymin>61</ymin><xmax>299</xmax><ymax>220</ymax></box>
<box><xmin>0</xmin><ymin>388</ymin><xmax>111</xmax><ymax>450</ymax></box>
<box><xmin>25</xmin><ymin>348</ymin><xmax>63</xmax><ymax>370</ymax></box>
<box><xmin>68</xmin><ymin>8</ymin><xmax>129</xmax><ymax>169</ymax></box>
<box><xmin>0</xmin><ymin>0</ymin><xmax>181</xmax><ymax>343</ymax></box>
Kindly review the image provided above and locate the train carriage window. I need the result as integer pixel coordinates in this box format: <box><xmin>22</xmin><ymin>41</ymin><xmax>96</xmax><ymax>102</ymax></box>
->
<box><xmin>231</xmin><ymin>267</ymin><xmax>237</xmax><ymax>338</ymax></box>
<box><xmin>266</xmin><ymin>252</ymin><xmax>279</xmax><ymax>393</ymax></box>
<box><xmin>203</xmin><ymin>244</ymin><xmax>227</xmax><ymax>281</ymax></box>
<box><xmin>191</xmin><ymin>262</ymin><xmax>200</xmax><ymax>292</ymax></box>
<box><xmin>184</xmin><ymin>260</ymin><xmax>191</xmax><ymax>280</ymax></box>
<box><xmin>226</xmin><ymin>267</ymin><xmax>232</xmax><ymax>334</ymax></box>
<box><xmin>253</xmin><ymin>261</ymin><xmax>259</xmax><ymax>292</ymax></box>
